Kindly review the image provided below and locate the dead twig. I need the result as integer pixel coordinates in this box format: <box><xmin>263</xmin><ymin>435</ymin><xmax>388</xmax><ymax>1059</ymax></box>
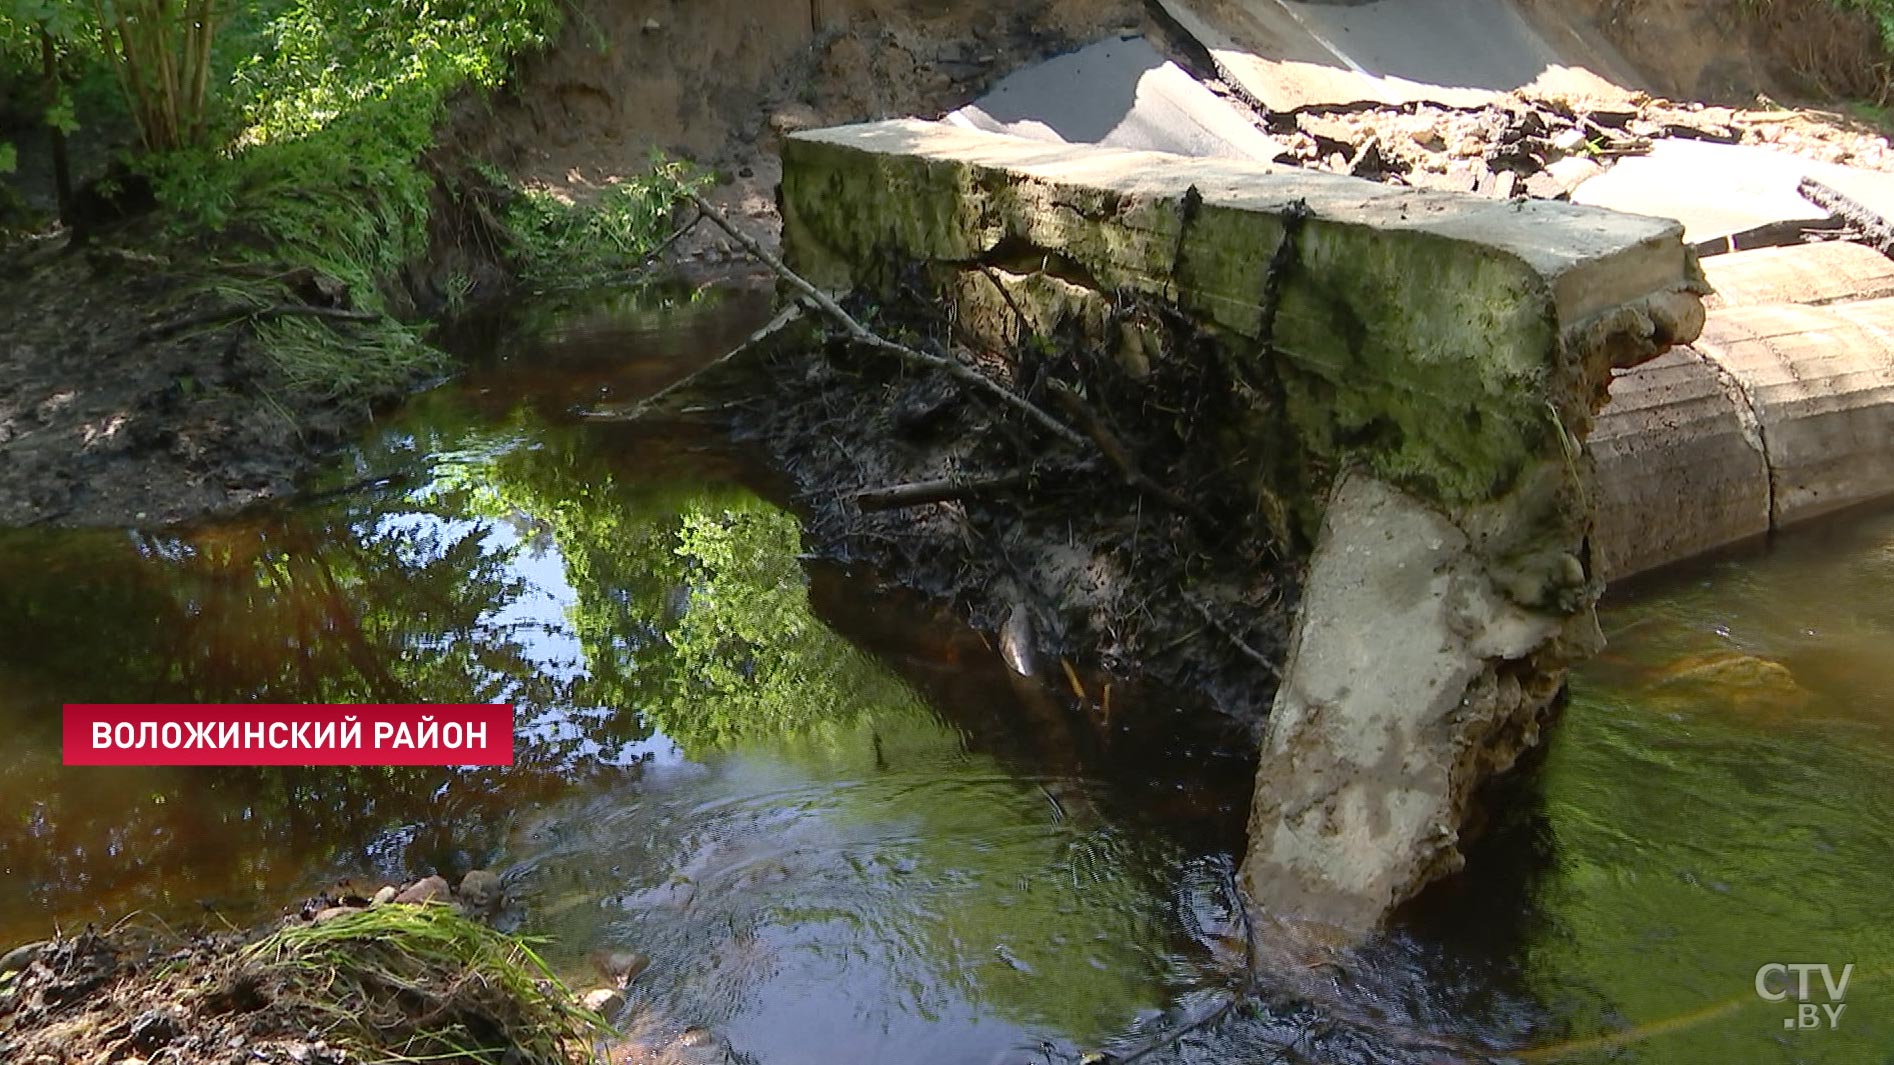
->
<box><xmin>632</xmin><ymin>208</ymin><xmax>705</xmax><ymax>273</ymax></box>
<box><xmin>139</xmin><ymin>301</ymin><xmax>381</xmax><ymax>343</ymax></box>
<box><xmin>684</xmin><ymin>188</ymin><xmax>1089</xmax><ymax>449</ymax></box>
<box><xmin>1046</xmin><ymin>380</ymin><xmax>1215</xmax><ymax>524</ymax></box>
<box><xmin>847</xmin><ymin>470</ymin><xmax>1032</xmax><ymax>511</ymax></box>
<box><xmin>1187</xmin><ymin>595</ymin><xmax>1282</xmax><ymax>679</ymax></box>
<box><xmin>590</xmin><ymin>303</ymin><xmax>805</xmax><ymax>422</ymax></box>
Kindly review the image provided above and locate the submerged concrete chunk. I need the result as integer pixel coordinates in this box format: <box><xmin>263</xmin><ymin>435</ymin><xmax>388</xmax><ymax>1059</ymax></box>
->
<box><xmin>1244</xmin><ymin>474</ymin><xmax>1564</xmax><ymax>931</ymax></box>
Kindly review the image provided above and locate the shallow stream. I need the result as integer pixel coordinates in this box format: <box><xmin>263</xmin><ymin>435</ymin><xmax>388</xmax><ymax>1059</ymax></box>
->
<box><xmin>0</xmin><ymin>284</ymin><xmax>1887</xmax><ymax>1063</ymax></box>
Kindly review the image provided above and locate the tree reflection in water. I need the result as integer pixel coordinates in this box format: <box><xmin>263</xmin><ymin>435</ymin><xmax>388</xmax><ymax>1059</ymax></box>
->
<box><xmin>0</xmin><ymin>373</ymin><xmax>894</xmax><ymax>942</ymax></box>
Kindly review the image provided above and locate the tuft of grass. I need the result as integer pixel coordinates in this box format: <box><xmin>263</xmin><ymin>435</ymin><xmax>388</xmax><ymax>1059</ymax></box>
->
<box><xmin>244</xmin><ymin>905</ymin><xmax>608</xmax><ymax>1065</ymax></box>
<box><xmin>493</xmin><ymin>159</ymin><xmax>705</xmax><ymax>291</ymax></box>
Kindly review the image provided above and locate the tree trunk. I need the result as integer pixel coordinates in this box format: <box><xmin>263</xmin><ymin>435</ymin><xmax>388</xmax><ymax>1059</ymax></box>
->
<box><xmin>39</xmin><ymin>27</ymin><xmax>73</xmax><ymax>225</ymax></box>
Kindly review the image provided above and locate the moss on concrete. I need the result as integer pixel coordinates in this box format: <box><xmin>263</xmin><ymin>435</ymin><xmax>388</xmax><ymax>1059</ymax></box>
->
<box><xmin>780</xmin><ymin>122</ymin><xmax>1688</xmax><ymax>517</ymax></box>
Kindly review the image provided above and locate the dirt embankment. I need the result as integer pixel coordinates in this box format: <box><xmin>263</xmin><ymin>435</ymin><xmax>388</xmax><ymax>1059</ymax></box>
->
<box><xmin>451</xmin><ymin>0</ymin><xmax>1142</xmax><ymax>268</ymax></box>
<box><xmin>0</xmin><ymin>872</ymin><xmax>728</xmax><ymax>1065</ymax></box>
<box><xmin>1522</xmin><ymin>0</ymin><xmax>1894</xmax><ymax>105</ymax></box>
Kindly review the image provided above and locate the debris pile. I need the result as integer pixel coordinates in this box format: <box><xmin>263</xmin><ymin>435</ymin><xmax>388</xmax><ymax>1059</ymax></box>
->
<box><xmin>1264</xmin><ymin>79</ymin><xmax>1894</xmax><ymax>200</ymax></box>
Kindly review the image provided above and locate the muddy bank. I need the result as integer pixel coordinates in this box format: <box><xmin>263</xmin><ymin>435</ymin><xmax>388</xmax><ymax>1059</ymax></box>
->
<box><xmin>0</xmin><ymin>867</ymin><xmax>739</xmax><ymax>1065</ymax></box>
<box><xmin>0</xmin><ymin>237</ymin><xmax>407</xmax><ymax>526</ymax></box>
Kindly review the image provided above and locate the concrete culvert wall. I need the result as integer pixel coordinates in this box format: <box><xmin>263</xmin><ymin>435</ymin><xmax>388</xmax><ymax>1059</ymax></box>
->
<box><xmin>1592</xmin><ymin>243</ymin><xmax>1894</xmax><ymax>581</ymax></box>
<box><xmin>779</xmin><ymin>119</ymin><xmax>1706</xmax><ymax>935</ymax></box>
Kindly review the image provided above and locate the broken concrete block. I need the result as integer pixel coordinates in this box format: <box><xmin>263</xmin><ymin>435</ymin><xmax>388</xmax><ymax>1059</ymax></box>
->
<box><xmin>945</xmin><ymin>35</ymin><xmax>1287</xmax><ymax>164</ymax></box>
<box><xmin>1242</xmin><ymin>473</ymin><xmax>1570</xmax><ymax>931</ymax></box>
<box><xmin>783</xmin><ymin>119</ymin><xmax>1704</xmax><ymax>514</ymax></box>
<box><xmin>1570</xmin><ymin>139</ymin><xmax>1894</xmax><ymax>251</ymax></box>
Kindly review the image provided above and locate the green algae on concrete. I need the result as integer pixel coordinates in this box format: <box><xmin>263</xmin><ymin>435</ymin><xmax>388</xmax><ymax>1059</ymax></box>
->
<box><xmin>780</xmin><ymin>119</ymin><xmax>1699</xmax><ymax>511</ymax></box>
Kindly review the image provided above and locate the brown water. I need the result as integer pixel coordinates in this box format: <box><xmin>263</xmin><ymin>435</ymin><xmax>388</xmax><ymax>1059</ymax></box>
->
<box><xmin>0</xmin><ymin>283</ymin><xmax>1889</xmax><ymax>1063</ymax></box>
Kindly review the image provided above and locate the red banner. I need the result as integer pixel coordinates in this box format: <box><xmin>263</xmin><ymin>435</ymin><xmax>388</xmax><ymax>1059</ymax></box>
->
<box><xmin>62</xmin><ymin>704</ymin><xmax>515</xmax><ymax>766</ymax></box>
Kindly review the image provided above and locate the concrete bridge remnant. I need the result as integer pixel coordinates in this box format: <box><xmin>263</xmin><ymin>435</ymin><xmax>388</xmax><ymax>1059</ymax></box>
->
<box><xmin>777</xmin><ymin>119</ymin><xmax>1706</xmax><ymax>934</ymax></box>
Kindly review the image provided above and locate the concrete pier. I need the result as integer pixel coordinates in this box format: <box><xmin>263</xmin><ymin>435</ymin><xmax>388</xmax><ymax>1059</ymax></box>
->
<box><xmin>781</xmin><ymin>120</ymin><xmax>1707</xmax><ymax>934</ymax></box>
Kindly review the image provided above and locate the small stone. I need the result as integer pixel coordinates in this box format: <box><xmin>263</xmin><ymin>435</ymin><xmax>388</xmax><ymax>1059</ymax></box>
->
<box><xmin>0</xmin><ymin>940</ymin><xmax>47</xmax><ymax>976</ymax></box>
<box><xmin>767</xmin><ymin>103</ymin><xmax>821</xmax><ymax>136</ymax></box>
<box><xmin>395</xmin><ymin>874</ymin><xmax>451</xmax><ymax>905</ymax></box>
<box><xmin>641</xmin><ymin>17</ymin><xmax>660</xmax><ymax>33</ymax></box>
<box><xmin>370</xmin><ymin>885</ymin><xmax>397</xmax><ymax>906</ymax></box>
<box><xmin>458</xmin><ymin>869</ymin><xmax>503</xmax><ymax>913</ymax></box>
<box><xmin>593</xmin><ymin>949</ymin><xmax>652</xmax><ymax>987</ymax></box>
<box><xmin>129</xmin><ymin>1006</ymin><xmax>183</xmax><ymax>1051</ymax></box>
<box><xmin>312</xmin><ymin>906</ymin><xmax>356</xmax><ymax>923</ymax></box>
<box><xmin>580</xmin><ymin>987</ymin><xmax>626</xmax><ymax>1015</ymax></box>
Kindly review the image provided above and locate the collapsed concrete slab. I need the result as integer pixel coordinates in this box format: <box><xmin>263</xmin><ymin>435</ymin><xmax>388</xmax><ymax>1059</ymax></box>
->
<box><xmin>1153</xmin><ymin>0</ymin><xmax>1499</xmax><ymax>112</ymax></box>
<box><xmin>1153</xmin><ymin>0</ymin><xmax>1640</xmax><ymax>114</ymax></box>
<box><xmin>1248</xmin><ymin>473</ymin><xmax>1568</xmax><ymax>929</ymax></box>
<box><xmin>1568</xmin><ymin>139</ymin><xmax>1894</xmax><ymax>253</ymax></box>
<box><xmin>781</xmin><ymin>119</ymin><xmax>1706</xmax><ymax>934</ymax></box>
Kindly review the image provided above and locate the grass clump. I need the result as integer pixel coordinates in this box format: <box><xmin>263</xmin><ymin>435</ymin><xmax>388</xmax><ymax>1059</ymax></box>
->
<box><xmin>493</xmin><ymin>159</ymin><xmax>704</xmax><ymax>292</ymax></box>
<box><xmin>244</xmin><ymin>904</ymin><xmax>606</xmax><ymax>1065</ymax></box>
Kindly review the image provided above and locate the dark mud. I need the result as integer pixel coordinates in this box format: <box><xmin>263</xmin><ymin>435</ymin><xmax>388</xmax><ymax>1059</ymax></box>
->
<box><xmin>729</xmin><ymin>291</ymin><xmax>1302</xmax><ymax>730</ymax></box>
<box><xmin>0</xmin><ymin>236</ymin><xmax>387</xmax><ymax>527</ymax></box>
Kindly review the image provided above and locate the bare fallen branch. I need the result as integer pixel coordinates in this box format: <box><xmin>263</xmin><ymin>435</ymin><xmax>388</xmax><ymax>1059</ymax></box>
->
<box><xmin>585</xmin><ymin>303</ymin><xmax>804</xmax><ymax>422</ymax></box>
<box><xmin>847</xmin><ymin>471</ymin><xmax>1031</xmax><ymax>511</ymax></box>
<box><xmin>139</xmin><ymin>301</ymin><xmax>381</xmax><ymax>343</ymax></box>
<box><xmin>1187</xmin><ymin>595</ymin><xmax>1282</xmax><ymax>680</ymax></box>
<box><xmin>684</xmin><ymin>188</ymin><xmax>1088</xmax><ymax>449</ymax></box>
<box><xmin>1046</xmin><ymin>380</ymin><xmax>1215</xmax><ymax>524</ymax></box>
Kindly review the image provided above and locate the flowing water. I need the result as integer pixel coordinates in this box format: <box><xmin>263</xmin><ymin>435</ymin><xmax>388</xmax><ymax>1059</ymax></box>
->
<box><xmin>0</xmin><ymin>283</ymin><xmax>1889</xmax><ymax>1063</ymax></box>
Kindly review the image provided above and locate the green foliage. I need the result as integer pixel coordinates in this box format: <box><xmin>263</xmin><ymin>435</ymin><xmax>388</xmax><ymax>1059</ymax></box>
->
<box><xmin>92</xmin><ymin>0</ymin><xmax>223</xmax><ymax>150</ymax></box>
<box><xmin>4</xmin><ymin>0</ymin><xmax>691</xmax><ymax>401</ymax></box>
<box><xmin>0</xmin><ymin>141</ymin><xmax>14</xmax><ymax>172</ymax></box>
<box><xmin>233</xmin><ymin>0</ymin><xmax>558</xmax><ymax>145</ymax></box>
<box><xmin>497</xmin><ymin>160</ymin><xmax>703</xmax><ymax>290</ymax></box>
